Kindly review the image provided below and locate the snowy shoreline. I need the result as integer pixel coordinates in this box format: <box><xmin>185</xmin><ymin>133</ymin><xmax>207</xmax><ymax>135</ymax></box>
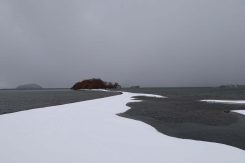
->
<box><xmin>0</xmin><ymin>91</ymin><xmax>244</xmax><ymax>162</ymax></box>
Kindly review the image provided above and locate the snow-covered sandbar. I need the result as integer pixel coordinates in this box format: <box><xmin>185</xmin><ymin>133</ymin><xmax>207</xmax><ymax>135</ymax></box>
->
<box><xmin>0</xmin><ymin>92</ymin><xmax>245</xmax><ymax>163</ymax></box>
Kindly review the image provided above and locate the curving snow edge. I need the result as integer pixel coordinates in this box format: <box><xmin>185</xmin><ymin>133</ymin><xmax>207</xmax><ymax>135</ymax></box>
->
<box><xmin>0</xmin><ymin>92</ymin><xmax>244</xmax><ymax>163</ymax></box>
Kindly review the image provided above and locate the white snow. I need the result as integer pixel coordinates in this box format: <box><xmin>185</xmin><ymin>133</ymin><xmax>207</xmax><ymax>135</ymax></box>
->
<box><xmin>79</xmin><ymin>89</ymin><xmax>111</xmax><ymax>92</ymax></box>
<box><xmin>201</xmin><ymin>100</ymin><xmax>245</xmax><ymax>116</ymax></box>
<box><xmin>0</xmin><ymin>92</ymin><xmax>244</xmax><ymax>163</ymax></box>
<box><xmin>201</xmin><ymin>100</ymin><xmax>245</xmax><ymax>105</ymax></box>
<box><xmin>234</xmin><ymin>110</ymin><xmax>245</xmax><ymax>116</ymax></box>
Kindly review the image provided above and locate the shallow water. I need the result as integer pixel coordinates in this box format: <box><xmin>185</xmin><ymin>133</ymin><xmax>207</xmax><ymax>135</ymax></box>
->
<box><xmin>121</xmin><ymin>87</ymin><xmax>245</xmax><ymax>100</ymax></box>
<box><xmin>0</xmin><ymin>89</ymin><xmax>120</xmax><ymax>115</ymax></box>
<box><xmin>120</xmin><ymin>87</ymin><xmax>245</xmax><ymax>150</ymax></box>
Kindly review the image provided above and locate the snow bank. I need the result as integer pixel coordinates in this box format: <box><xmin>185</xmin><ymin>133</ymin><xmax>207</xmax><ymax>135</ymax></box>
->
<box><xmin>201</xmin><ymin>100</ymin><xmax>245</xmax><ymax>116</ymax></box>
<box><xmin>0</xmin><ymin>92</ymin><xmax>244</xmax><ymax>163</ymax></box>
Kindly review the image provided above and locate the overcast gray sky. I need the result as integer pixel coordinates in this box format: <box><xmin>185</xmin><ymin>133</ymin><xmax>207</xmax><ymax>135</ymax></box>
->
<box><xmin>0</xmin><ymin>0</ymin><xmax>245</xmax><ymax>88</ymax></box>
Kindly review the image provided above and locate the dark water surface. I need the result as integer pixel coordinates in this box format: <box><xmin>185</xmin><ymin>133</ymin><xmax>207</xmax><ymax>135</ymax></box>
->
<box><xmin>120</xmin><ymin>87</ymin><xmax>245</xmax><ymax>150</ymax></box>
<box><xmin>0</xmin><ymin>89</ymin><xmax>120</xmax><ymax>115</ymax></box>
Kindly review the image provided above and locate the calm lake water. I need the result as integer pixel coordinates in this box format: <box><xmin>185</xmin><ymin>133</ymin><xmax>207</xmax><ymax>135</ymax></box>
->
<box><xmin>122</xmin><ymin>87</ymin><xmax>245</xmax><ymax>100</ymax></box>
<box><xmin>121</xmin><ymin>87</ymin><xmax>245</xmax><ymax>150</ymax></box>
<box><xmin>1</xmin><ymin>87</ymin><xmax>245</xmax><ymax>115</ymax></box>
<box><xmin>0</xmin><ymin>89</ymin><xmax>120</xmax><ymax>115</ymax></box>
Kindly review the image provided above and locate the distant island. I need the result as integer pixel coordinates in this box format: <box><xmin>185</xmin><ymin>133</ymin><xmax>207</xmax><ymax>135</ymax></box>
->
<box><xmin>219</xmin><ymin>84</ymin><xmax>245</xmax><ymax>88</ymax></box>
<box><xmin>16</xmin><ymin>84</ymin><xmax>43</xmax><ymax>90</ymax></box>
<box><xmin>71</xmin><ymin>78</ymin><xmax>121</xmax><ymax>90</ymax></box>
<box><xmin>130</xmin><ymin>86</ymin><xmax>140</xmax><ymax>89</ymax></box>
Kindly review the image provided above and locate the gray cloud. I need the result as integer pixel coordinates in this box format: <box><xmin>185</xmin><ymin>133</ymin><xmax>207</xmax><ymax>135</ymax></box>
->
<box><xmin>0</xmin><ymin>0</ymin><xmax>245</xmax><ymax>88</ymax></box>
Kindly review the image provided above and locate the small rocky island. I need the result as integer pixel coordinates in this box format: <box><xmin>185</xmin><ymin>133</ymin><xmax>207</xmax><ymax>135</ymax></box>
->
<box><xmin>71</xmin><ymin>78</ymin><xmax>120</xmax><ymax>90</ymax></box>
<box><xmin>16</xmin><ymin>83</ymin><xmax>43</xmax><ymax>90</ymax></box>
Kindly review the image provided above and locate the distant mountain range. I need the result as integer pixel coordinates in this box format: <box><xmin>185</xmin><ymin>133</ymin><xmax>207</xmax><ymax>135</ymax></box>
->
<box><xmin>219</xmin><ymin>85</ymin><xmax>245</xmax><ymax>88</ymax></box>
<box><xmin>16</xmin><ymin>84</ymin><xmax>43</xmax><ymax>90</ymax></box>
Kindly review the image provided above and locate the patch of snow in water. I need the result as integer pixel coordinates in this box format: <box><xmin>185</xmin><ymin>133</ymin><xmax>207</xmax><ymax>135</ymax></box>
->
<box><xmin>233</xmin><ymin>110</ymin><xmax>245</xmax><ymax>116</ymax></box>
<box><xmin>201</xmin><ymin>100</ymin><xmax>245</xmax><ymax>116</ymax></box>
<box><xmin>78</xmin><ymin>89</ymin><xmax>111</xmax><ymax>92</ymax></box>
<box><xmin>201</xmin><ymin>100</ymin><xmax>245</xmax><ymax>104</ymax></box>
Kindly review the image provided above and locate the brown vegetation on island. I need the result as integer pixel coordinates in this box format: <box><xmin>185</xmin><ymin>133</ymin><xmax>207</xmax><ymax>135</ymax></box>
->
<box><xmin>71</xmin><ymin>78</ymin><xmax>121</xmax><ymax>90</ymax></box>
